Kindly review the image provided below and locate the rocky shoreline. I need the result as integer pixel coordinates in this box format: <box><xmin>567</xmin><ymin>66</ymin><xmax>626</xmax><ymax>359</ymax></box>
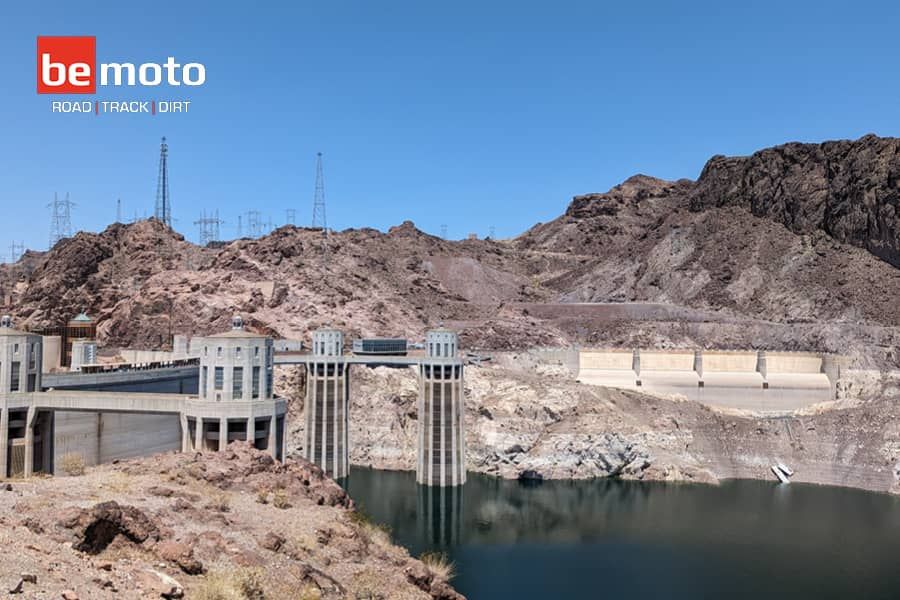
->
<box><xmin>0</xmin><ymin>443</ymin><xmax>463</xmax><ymax>599</ymax></box>
<box><xmin>280</xmin><ymin>362</ymin><xmax>900</xmax><ymax>496</ymax></box>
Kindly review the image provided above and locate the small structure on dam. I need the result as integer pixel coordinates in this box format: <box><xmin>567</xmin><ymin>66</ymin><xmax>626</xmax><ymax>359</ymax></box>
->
<box><xmin>288</xmin><ymin>326</ymin><xmax>466</xmax><ymax>487</ymax></box>
<box><xmin>0</xmin><ymin>315</ymin><xmax>286</xmax><ymax>479</ymax></box>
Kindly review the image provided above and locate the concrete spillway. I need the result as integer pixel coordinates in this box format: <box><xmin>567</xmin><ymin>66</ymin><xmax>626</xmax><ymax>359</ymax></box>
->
<box><xmin>579</xmin><ymin>349</ymin><xmax>840</xmax><ymax>412</ymax></box>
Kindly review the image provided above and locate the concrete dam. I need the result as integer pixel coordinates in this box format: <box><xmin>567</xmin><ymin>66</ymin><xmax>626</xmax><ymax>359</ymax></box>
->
<box><xmin>578</xmin><ymin>348</ymin><xmax>843</xmax><ymax>412</ymax></box>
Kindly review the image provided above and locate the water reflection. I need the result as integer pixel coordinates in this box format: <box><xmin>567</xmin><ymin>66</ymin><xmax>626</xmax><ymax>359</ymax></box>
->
<box><xmin>347</xmin><ymin>468</ymin><xmax>900</xmax><ymax>600</ymax></box>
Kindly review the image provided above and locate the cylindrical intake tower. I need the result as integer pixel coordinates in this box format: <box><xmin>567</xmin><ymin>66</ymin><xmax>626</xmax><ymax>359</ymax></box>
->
<box><xmin>417</xmin><ymin>328</ymin><xmax>465</xmax><ymax>487</ymax></box>
<box><xmin>305</xmin><ymin>328</ymin><xmax>350</xmax><ymax>479</ymax></box>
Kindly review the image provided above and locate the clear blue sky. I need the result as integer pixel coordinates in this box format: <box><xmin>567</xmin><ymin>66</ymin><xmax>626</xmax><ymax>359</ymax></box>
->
<box><xmin>1</xmin><ymin>1</ymin><xmax>899</xmax><ymax>254</ymax></box>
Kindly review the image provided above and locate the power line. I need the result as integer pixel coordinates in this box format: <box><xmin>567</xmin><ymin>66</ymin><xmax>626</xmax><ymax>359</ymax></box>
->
<box><xmin>48</xmin><ymin>192</ymin><xmax>75</xmax><ymax>249</ymax></box>
<box><xmin>154</xmin><ymin>136</ymin><xmax>172</xmax><ymax>227</ymax></box>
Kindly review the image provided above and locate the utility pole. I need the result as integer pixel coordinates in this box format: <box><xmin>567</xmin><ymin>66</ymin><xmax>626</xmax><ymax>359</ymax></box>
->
<box><xmin>48</xmin><ymin>192</ymin><xmax>75</xmax><ymax>249</ymax></box>
<box><xmin>285</xmin><ymin>208</ymin><xmax>296</xmax><ymax>226</ymax></box>
<box><xmin>154</xmin><ymin>137</ymin><xmax>172</xmax><ymax>227</ymax></box>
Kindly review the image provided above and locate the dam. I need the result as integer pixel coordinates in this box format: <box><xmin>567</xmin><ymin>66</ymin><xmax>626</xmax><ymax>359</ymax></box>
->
<box><xmin>578</xmin><ymin>348</ymin><xmax>843</xmax><ymax>412</ymax></box>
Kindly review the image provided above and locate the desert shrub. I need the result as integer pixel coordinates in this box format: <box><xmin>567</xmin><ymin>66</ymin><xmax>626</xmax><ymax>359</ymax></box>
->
<box><xmin>256</xmin><ymin>487</ymin><xmax>270</xmax><ymax>504</ymax></box>
<box><xmin>205</xmin><ymin>492</ymin><xmax>231</xmax><ymax>513</ymax></box>
<box><xmin>193</xmin><ymin>567</ymin><xmax>265</xmax><ymax>600</ymax></box>
<box><xmin>420</xmin><ymin>551</ymin><xmax>455</xmax><ymax>581</ymax></box>
<box><xmin>272</xmin><ymin>488</ymin><xmax>290</xmax><ymax>509</ymax></box>
<box><xmin>60</xmin><ymin>453</ymin><xmax>86</xmax><ymax>476</ymax></box>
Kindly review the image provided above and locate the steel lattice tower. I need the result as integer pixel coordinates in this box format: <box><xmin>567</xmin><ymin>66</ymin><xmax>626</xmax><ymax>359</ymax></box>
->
<box><xmin>310</xmin><ymin>152</ymin><xmax>329</xmax><ymax>262</ymax></box>
<box><xmin>194</xmin><ymin>210</ymin><xmax>224</xmax><ymax>246</ymax></box>
<box><xmin>155</xmin><ymin>137</ymin><xmax>172</xmax><ymax>227</ymax></box>
<box><xmin>48</xmin><ymin>192</ymin><xmax>75</xmax><ymax>248</ymax></box>
<box><xmin>311</xmin><ymin>153</ymin><xmax>327</xmax><ymax>230</ymax></box>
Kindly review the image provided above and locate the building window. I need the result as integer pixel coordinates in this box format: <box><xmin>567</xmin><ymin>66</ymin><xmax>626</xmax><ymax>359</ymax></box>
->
<box><xmin>28</xmin><ymin>345</ymin><xmax>36</xmax><ymax>370</ymax></box>
<box><xmin>10</xmin><ymin>361</ymin><xmax>20</xmax><ymax>391</ymax></box>
<box><xmin>201</xmin><ymin>366</ymin><xmax>207</xmax><ymax>398</ymax></box>
<box><xmin>252</xmin><ymin>366</ymin><xmax>260</xmax><ymax>399</ymax></box>
<box><xmin>254</xmin><ymin>346</ymin><xmax>260</xmax><ymax>358</ymax></box>
<box><xmin>235</xmin><ymin>347</ymin><xmax>242</xmax><ymax>359</ymax></box>
<box><xmin>27</xmin><ymin>374</ymin><xmax>36</xmax><ymax>392</ymax></box>
<box><xmin>266</xmin><ymin>367</ymin><xmax>273</xmax><ymax>399</ymax></box>
<box><xmin>13</xmin><ymin>343</ymin><xmax>19</xmax><ymax>355</ymax></box>
<box><xmin>215</xmin><ymin>366</ymin><xmax>224</xmax><ymax>390</ymax></box>
<box><xmin>217</xmin><ymin>347</ymin><xmax>223</xmax><ymax>358</ymax></box>
<box><xmin>204</xmin><ymin>346</ymin><xmax>208</xmax><ymax>357</ymax></box>
<box><xmin>233</xmin><ymin>366</ymin><xmax>243</xmax><ymax>398</ymax></box>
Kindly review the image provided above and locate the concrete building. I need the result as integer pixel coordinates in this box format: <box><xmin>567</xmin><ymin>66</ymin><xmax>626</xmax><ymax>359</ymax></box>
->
<box><xmin>0</xmin><ymin>314</ymin><xmax>286</xmax><ymax>479</ymax></box>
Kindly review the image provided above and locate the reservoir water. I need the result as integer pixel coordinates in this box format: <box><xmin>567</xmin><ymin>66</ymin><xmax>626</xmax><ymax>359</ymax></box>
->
<box><xmin>346</xmin><ymin>468</ymin><xmax>900</xmax><ymax>599</ymax></box>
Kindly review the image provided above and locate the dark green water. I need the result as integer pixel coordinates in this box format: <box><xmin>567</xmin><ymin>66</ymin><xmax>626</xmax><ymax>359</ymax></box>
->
<box><xmin>346</xmin><ymin>468</ymin><xmax>900</xmax><ymax>600</ymax></box>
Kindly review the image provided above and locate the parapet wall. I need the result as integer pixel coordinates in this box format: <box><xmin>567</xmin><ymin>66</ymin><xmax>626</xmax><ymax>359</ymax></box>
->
<box><xmin>579</xmin><ymin>348</ymin><xmax>842</xmax><ymax>412</ymax></box>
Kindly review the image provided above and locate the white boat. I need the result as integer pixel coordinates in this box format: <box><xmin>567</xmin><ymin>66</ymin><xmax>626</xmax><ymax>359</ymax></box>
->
<box><xmin>771</xmin><ymin>465</ymin><xmax>790</xmax><ymax>484</ymax></box>
<box><xmin>776</xmin><ymin>462</ymin><xmax>794</xmax><ymax>477</ymax></box>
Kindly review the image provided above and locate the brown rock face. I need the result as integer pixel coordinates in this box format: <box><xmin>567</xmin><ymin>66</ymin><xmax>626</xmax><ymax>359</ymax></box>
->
<box><xmin>58</xmin><ymin>501</ymin><xmax>160</xmax><ymax>554</ymax></box>
<box><xmin>690</xmin><ymin>134</ymin><xmax>900</xmax><ymax>267</ymax></box>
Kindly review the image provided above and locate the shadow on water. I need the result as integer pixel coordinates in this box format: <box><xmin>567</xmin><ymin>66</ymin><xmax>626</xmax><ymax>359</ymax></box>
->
<box><xmin>345</xmin><ymin>468</ymin><xmax>900</xmax><ymax>600</ymax></box>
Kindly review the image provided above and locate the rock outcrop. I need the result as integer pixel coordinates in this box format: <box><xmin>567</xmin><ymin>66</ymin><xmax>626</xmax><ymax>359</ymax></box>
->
<box><xmin>0</xmin><ymin>444</ymin><xmax>464</xmax><ymax>599</ymax></box>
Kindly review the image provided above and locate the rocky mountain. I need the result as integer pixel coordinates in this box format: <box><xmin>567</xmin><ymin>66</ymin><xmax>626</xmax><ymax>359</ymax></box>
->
<box><xmin>2</xmin><ymin>134</ymin><xmax>900</xmax><ymax>366</ymax></box>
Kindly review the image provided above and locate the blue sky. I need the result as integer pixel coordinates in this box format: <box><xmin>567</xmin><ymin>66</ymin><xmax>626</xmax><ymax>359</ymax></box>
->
<box><xmin>1</xmin><ymin>1</ymin><xmax>899</xmax><ymax>254</ymax></box>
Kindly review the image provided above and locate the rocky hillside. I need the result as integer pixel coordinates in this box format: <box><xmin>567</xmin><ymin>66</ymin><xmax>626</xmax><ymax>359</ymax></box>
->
<box><xmin>2</xmin><ymin>134</ymin><xmax>900</xmax><ymax>365</ymax></box>
<box><xmin>0</xmin><ymin>442</ymin><xmax>462</xmax><ymax>599</ymax></box>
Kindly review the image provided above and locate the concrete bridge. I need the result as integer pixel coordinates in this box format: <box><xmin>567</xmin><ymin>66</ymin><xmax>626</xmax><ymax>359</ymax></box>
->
<box><xmin>278</xmin><ymin>328</ymin><xmax>466</xmax><ymax>487</ymax></box>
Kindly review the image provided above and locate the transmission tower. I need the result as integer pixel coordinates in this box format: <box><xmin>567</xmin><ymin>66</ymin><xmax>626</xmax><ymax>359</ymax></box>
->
<box><xmin>116</xmin><ymin>198</ymin><xmax>122</xmax><ymax>223</ymax></box>
<box><xmin>311</xmin><ymin>153</ymin><xmax>327</xmax><ymax>230</ymax></box>
<box><xmin>154</xmin><ymin>137</ymin><xmax>172</xmax><ymax>227</ymax></box>
<box><xmin>194</xmin><ymin>210</ymin><xmax>224</xmax><ymax>246</ymax></box>
<box><xmin>285</xmin><ymin>208</ymin><xmax>296</xmax><ymax>225</ymax></box>
<box><xmin>48</xmin><ymin>192</ymin><xmax>75</xmax><ymax>248</ymax></box>
<box><xmin>237</xmin><ymin>215</ymin><xmax>243</xmax><ymax>238</ymax></box>
<box><xmin>266</xmin><ymin>217</ymin><xmax>274</xmax><ymax>233</ymax></box>
<box><xmin>246</xmin><ymin>210</ymin><xmax>262</xmax><ymax>238</ymax></box>
<box><xmin>440</xmin><ymin>224</ymin><xmax>448</xmax><ymax>240</ymax></box>
<box><xmin>8</xmin><ymin>242</ymin><xmax>24</xmax><ymax>263</ymax></box>
<box><xmin>310</xmin><ymin>152</ymin><xmax>329</xmax><ymax>262</ymax></box>
<box><xmin>489</xmin><ymin>225</ymin><xmax>496</xmax><ymax>239</ymax></box>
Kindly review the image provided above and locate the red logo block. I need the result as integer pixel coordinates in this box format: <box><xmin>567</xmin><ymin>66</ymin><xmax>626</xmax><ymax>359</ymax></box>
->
<box><xmin>37</xmin><ymin>36</ymin><xmax>96</xmax><ymax>94</ymax></box>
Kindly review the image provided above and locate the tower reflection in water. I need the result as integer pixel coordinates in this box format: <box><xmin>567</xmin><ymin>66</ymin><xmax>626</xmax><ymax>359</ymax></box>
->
<box><xmin>417</xmin><ymin>483</ymin><xmax>463</xmax><ymax>547</ymax></box>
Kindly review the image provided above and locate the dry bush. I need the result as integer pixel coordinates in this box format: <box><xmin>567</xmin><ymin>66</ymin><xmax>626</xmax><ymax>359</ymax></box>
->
<box><xmin>205</xmin><ymin>492</ymin><xmax>231</xmax><ymax>513</ymax></box>
<box><xmin>272</xmin><ymin>488</ymin><xmax>290</xmax><ymax>509</ymax></box>
<box><xmin>256</xmin><ymin>487</ymin><xmax>270</xmax><ymax>504</ymax></box>
<box><xmin>297</xmin><ymin>584</ymin><xmax>322</xmax><ymax>600</ymax></box>
<box><xmin>60</xmin><ymin>453</ymin><xmax>86</xmax><ymax>476</ymax></box>
<box><xmin>420</xmin><ymin>551</ymin><xmax>455</xmax><ymax>581</ymax></box>
<box><xmin>193</xmin><ymin>567</ymin><xmax>265</xmax><ymax>600</ymax></box>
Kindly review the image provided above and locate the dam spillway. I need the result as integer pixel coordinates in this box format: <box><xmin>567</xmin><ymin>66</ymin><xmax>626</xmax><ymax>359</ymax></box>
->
<box><xmin>578</xmin><ymin>348</ymin><xmax>842</xmax><ymax>412</ymax></box>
